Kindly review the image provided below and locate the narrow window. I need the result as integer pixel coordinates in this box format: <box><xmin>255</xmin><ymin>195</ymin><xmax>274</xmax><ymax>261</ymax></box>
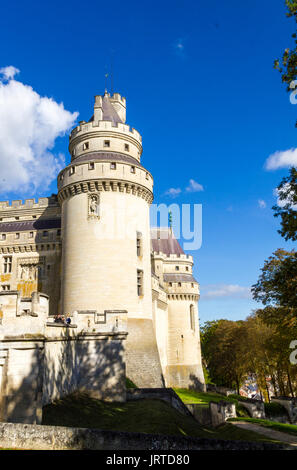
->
<box><xmin>104</xmin><ymin>140</ymin><xmax>110</xmax><ymax>148</ymax></box>
<box><xmin>131</xmin><ymin>166</ymin><xmax>135</xmax><ymax>174</ymax></box>
<box><xmin>29</xmin><ymin>232</ymin><xmax>33</xmax><ymax>238</ymax></box>
<box><xmin>175</xmin><ymin>266</ymin><xmax>179</xmax><ymax>271</ymax></box>
<box><xmin>169</xmin><ymin>282</ymin><xmax>172</xmax><ymax>287</ymax></box>
<box><xmin>89</xmin><ymin>162</ymin><xmax>95</xmax><ymax>170</ymax></box>
<box><xmin>83</xmin><ymin>142</ymin><xmax>89</xmax><ymax>150</ymax></box>
<box><xmin>125</xmin><ymin>143</ymin><xmax>129</xmax><ymax>151</ymax></box>
<box><xmin>42</xmin><ymin>231</ymin><xmax>48</xmax><ymax>238</ymax></box>
<box><xmin>191</xmin><ymin>283</ymin><xmax>194</xmax><ymax>288</ymax></box>
<box><xmin>3</xmin><ymin>256</ymin><xmax>12</xmax><ymax>274</ymax></box>
<box><xmin>110</xmin><ymin>162</ymin><xmax>116</xmax><ymax>170</ymax></box>
<box><xmin>57</xmin><ymin>229</ymin><xmax>61</xmax><ymax>238</ymax></box>
<box><xmin>178</xmin><ymin>282</ymin><xmax>181</xmax><ymax>287</ymax></box>
<box><xmin>1</xmin><ymin>234</ymin><xmax>6</xmax><ymax>241</ymax></box>
<box><xmin>136</xmin><ymin>232</ymin><xmax>142</xmax><ymax>257</ymax></box>
<box><xmin>137</xmin><ymin>269</ymin><xmax>143</xmax><ymax>296</ymax></box>
<box><xmin>190</xmin><ymin>304</ymin><xmax>195</xmax><ymax>331</ymax></box>
<box><xmin>186</xmin><ymin>266</ymin><xmax>189</xmax><ymax>271</ymax></box>
<box><xmin>15</xmin><ymin>233</ymin><xmax>20</xmax><ymax>240</ymax></box>
<box><xmin>69</xmin><ymin>166</ymin><xmax>75</xmax><ymax>176</ymax></box>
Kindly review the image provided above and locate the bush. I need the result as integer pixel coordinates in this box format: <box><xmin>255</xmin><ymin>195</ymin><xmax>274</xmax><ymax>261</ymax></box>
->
<box><xmin>126</xmin><ymin>377</ymin><xmax>137</xmax><ymax>389</ymax></box>
<box><xmin>264</xmin><ymin>401</ymin><xmax>288</xmax><ymax>417</ymax></box>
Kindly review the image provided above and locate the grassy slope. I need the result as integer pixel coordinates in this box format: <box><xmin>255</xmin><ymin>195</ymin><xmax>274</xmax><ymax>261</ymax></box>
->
<box><xmin>42</xmin><ymin>393</ymin><xmax>279</xmax><ymax>444</ymax></box>
<box><xmin>173</xmin><ymin>389</ymin><xmax>236</xmax><ymax>405</ymax></box>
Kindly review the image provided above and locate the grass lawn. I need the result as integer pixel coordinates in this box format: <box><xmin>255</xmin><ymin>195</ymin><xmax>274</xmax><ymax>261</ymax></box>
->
<box><xmin>229</xmin><ymin>417</ymin><xmax>297</xmax><ymax>437</ymax></box>
<box><xmin>173</xmin><ymin>388</ymin><xmax>235</xmax><ymax>405</ymax></box>
<box><xmin>41</xmin><ymin>393</ymin><xmax>280</xmax><ymax>444</ymax></box>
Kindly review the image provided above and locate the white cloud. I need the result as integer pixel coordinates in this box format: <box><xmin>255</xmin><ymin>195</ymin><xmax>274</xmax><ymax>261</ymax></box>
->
<box><xmin>201</xmin><ymin>284</ymin><xmax>252</xmax><ymax>300</ymax></box>
<box><xmin>0</xmin><ymin>65</ymin><xmax>20</xmax><ymax>81</ymax></box>
<box><xmin>164</xmin><ymin>187</ymin><xmax>182</xmax><ymax>198</ymax></box>
<box><xmin>173</xmin><ymin>38</ymin><xmax>186</xmax><ymax>56</ymax></box>
<box><xmin>0</xmin><ymin>68</ymin><xmax>78</xmax><ymax>194</ymax></box>
<box><xmin>186</xmin><ymin>179</ymin><xmax>204</xmax><ymax>192</ymax></box>
<box><xmin>265</xmin><ymin>148</ymin><xmax>297</xmax><ymax>170</ymax></box>
<box><xmin>258</xmin><ymin>199</ymin><xmax>266</xmax><ymax>209</ymax></box>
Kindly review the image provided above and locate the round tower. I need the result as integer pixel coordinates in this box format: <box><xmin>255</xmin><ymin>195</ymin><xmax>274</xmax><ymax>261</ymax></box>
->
<box><xmin>57</xmin><ymin>92</ymin><xmax>154</xmax><ymax>323</ymax></box>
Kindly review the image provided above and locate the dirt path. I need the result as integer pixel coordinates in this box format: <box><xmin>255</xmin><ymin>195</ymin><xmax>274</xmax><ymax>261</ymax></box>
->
<box><xmin>231</xmin><ymin>421</ymin><xmax>297</xmax><ymax>446</ymax></box>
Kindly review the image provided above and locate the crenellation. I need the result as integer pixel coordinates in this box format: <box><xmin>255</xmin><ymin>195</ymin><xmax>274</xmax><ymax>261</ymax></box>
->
<box><xmin>0</xmin><ymin>196</ymin><xmax>59</xmax><ymax>212</ymax></box>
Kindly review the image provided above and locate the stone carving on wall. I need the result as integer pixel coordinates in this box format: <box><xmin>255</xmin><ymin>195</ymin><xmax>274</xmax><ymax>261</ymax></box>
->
<box><xmin>88</xmin><ymin>193</ymin><xmax>100</xmax><ymax>219</ymax></box>
<box><xmin>17</xmin><ymin>257</ymin><xmax>45</xmax><ymax>281</ymax></box>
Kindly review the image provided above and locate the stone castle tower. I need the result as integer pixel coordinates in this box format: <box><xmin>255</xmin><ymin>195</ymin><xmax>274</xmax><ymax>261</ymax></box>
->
<box><xmin>0</xmin><ymin>91</ymin><xmax>205</xmax><ymax>397</ymax></box>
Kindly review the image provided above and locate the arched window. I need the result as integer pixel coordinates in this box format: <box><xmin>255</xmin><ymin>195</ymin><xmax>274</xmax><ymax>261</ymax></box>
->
<box><xmin>190</xmin><ymin>304</ymin><xmax>195</xmax><ymax>331</ymax></box>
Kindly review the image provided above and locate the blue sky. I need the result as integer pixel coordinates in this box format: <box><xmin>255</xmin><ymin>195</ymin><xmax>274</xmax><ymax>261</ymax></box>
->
<box><xmin>0</xmin><ymin>0</ymin><xmax>296</xmax><ymax>324</ymax></box>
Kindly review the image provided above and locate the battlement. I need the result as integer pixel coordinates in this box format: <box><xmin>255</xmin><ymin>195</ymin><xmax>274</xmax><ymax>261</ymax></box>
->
<box><xmin>0</xmin><ymin>291</ymin><xmax>49</xmax><ymax>338</ymax></box>
<box><xmin>151</xmin><ymin>251</ymin><xmax>193</xmax><ymax>262</ymax></box>
<box><xmin>0</xmin><ymin>195</ymin><xmax>59</xmax><ymax>212</ymax></box>
<box><xmin>69</xmin><ymin>120</ymin><xmax>142</xmax><ymax>144</ymax></box>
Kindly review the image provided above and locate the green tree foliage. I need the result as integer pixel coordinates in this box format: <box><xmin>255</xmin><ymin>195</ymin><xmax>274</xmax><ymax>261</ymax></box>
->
<box><xmin>251</xmin><ymin>249</ymin><xmax>297</xmax><ymax>312</ymax></box>
<box><xmin>274</xmin><ymin>1</ymin><xmax>297</xmax><ymax>92</ymax></box>
<box><xmin>273</xmin><ymin>168</ymin><xmax>297</xmax><ymax>241</ymax></box>
<box><xmin>201</xmin><ymin>320</ymin><xmax>248</xmax><ymax>394</ymax></box>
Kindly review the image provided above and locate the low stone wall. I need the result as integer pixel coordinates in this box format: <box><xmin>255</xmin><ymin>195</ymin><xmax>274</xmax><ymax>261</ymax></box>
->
<box><xmin>239</xmin><ymin>400</ymin><xmax>265</xmax><ymax>419</ymax></box>
<box><xmin>206</xmin><ymin>384</ymin><xmax>236</xmax><ymax>396</ymax></box>
<box><xmin>209</xmin><ymin>401</ymin><xmax>236</xmax><ymax>427</ymax></box>
<box><xmin>0</xmin><ymin>422</ymin><xmax>289</xmax><ymax>450</ymax></box>
<box><xmin>186</xmin><ymin>404</ymin><xmax>212</xmax><ymax>426</ymax></box>
<box><xmin>271</xmin><ymin>397</ymin><xmax>297</xmax><ymax>424</ymax></box>
<box><xmin>126</xmin><ymin>388</ymin><xmax>192</xmax><ymax>417</ymax></box>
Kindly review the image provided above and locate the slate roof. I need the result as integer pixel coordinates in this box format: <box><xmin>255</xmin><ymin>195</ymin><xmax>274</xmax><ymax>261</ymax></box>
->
<box><xmin>71</xmin><ymin>151</ymin><xmax>145</xmax><ymax>170</ymax></box>
<box><xmin>0</xmin><ymin>218</ymin><xmax>61</xmax><ymax>233</ymax></box>
<box><xmin>163</xmin><ymin>273</ymin><xmax>197</xmax><ymax>283</ymax></box>
<box><xmin>150</xmin><ymin>228</ymin><xmax>185</xmax><ymax>256</ymax></box>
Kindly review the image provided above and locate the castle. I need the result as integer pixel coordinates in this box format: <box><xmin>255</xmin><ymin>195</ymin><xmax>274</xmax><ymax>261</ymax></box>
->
<box><xmin>0</xmin><ymin>91</ymin><xmax>205</xmax><ymax>423</ymax></box>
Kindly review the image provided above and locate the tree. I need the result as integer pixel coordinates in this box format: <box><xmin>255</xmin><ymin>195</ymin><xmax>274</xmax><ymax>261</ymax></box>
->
<box><xmin>251</xmin><ymin>248</ymin><xmax>297</xmax><ymax>313</ymax></box>
<box><xmin>274</xmin><ymin>1</ymin><xmax>297</xmax><ymax>93</ymax></box>
<box><xmin>273</xmin><ymin>167</ymin><xmax>297</xmax><ymax>241</ymax></box>
<box><xmin>201</xmin><ymin>320</ymin><xmax>248</xmax><ymax>393</ymax></box>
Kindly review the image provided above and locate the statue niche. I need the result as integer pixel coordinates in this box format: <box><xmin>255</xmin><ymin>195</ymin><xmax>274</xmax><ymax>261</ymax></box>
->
<box><xmin>88</xmin><ymin>193</ymin><xmax>100</xmax><ymax>219</ymax></box>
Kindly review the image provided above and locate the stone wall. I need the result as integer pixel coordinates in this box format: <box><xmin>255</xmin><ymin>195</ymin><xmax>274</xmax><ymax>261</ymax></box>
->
<box><xmin>125</xmin><ymin>318</ymin><xmax>164</xmax><ymax>388</ymax></box>
<box><xmin>0</xmin><ymin>422</ymin><xmax>288</xmax><ymax>450</ymax></box>
<box><xmin>126</xmin><ymin>388</ymin><xmax>192</xmax><ymax>417</ymax></box>
<box><xmin>239</xmin><ymin>400</ymin><xmax>265</xmax><ymax>419</ymax></box>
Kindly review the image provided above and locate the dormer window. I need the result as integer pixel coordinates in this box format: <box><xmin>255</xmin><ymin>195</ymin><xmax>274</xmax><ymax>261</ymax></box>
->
<box><xmin>104</xmin><ymin>140</ymin><xmax>110</xmax><ymax>148</ymax></box>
